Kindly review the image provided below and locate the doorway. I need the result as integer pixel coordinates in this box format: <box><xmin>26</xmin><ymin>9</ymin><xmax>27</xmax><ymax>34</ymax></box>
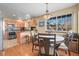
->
<box><xmin>3</xmin><ymin>18</ymin><xmax>18</xmax><ymax>50</ymax></box>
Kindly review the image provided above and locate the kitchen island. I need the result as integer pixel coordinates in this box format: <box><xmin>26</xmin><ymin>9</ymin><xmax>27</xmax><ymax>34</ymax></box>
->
<box><xmin>16</xmin><ymin>31</ymin><xmax>32</xmax><ymax>44</ymax></box>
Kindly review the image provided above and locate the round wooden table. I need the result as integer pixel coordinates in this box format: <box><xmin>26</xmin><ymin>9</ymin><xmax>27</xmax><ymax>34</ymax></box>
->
<box><xmin>39</xmin><ymin>35</ymin><xmax>64</xmax><ymax>44</ymax></box>
<box><xmin>38</xmin><ymin>34</ymin><xmax>64</xmax><ymax>55</ymax></box>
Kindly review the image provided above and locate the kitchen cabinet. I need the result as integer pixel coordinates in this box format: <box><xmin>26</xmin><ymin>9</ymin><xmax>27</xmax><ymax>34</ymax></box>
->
<box><xmin>69</xmin><ymin>38</ymin><xmax>79</xmax><ymax>54</ymax></box>
<box><xmin>16</xmin><ymin>20</ymin><xmax>25</xmax><ymax>28</ymax></box>
<box><xmin>30</xmin><ymin>19</ymin><xmax>37</xmax><ymax>27</ymax></box>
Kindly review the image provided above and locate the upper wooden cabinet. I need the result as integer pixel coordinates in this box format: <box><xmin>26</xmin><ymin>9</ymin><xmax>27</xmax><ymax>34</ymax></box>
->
<box><xmin>4</xmin><ymin>18</ymin><xmax>25</xmax><ymax>28</ymax></box>
<box><xmin>30</xmin><ymin>19</ymin><xmax>37</xmax><ymax>27</ymax></box>
<box><xmin>4</xmin><ymin>18</ymin><xmax>17</xmax><ymax>28</ymax></box>
<box><xmin>16</xmin><ymin>20</ymin><xmax>25</xmax><ymax>28</ymax></box>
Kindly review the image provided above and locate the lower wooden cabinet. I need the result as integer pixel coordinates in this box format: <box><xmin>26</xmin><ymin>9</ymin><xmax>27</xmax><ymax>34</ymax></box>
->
<box><xmin>69</xmin><ymin>39</ymin><xmax>79</xmax><ymax>54</ymax></box>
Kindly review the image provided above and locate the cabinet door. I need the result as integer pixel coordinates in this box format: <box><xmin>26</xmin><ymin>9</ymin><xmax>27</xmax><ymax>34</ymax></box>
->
<box><xmin>0</xmin><ymin>18</ymin><xmax>3</xmax><ymax>50</ymax></box>
<box><xmin>69</xmin><ymin>40</ymin><xmax>78</xmax><ymax>53</ymax></box>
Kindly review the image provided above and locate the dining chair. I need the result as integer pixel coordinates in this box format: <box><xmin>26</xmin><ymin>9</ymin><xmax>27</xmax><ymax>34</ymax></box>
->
<box><xmin>38</xmin><ymin>33</ymin><xmax>59</xmax><ymax>56</ymax></box>
<box><xmin>58</xmin><ymin>32</ymin><xmax>78</xmax><ymax>56</ymax></box>
<box><xmin>31</xmin><ymin>31</ymin><xmax>39</xmax><ymax>52</ymax></box>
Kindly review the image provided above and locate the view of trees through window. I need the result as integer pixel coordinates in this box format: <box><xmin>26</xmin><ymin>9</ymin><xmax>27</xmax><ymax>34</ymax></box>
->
<box><xmin>47</xmin><ymin>14</ymin><xmax>72</xmax><ymax>32</ymax></box>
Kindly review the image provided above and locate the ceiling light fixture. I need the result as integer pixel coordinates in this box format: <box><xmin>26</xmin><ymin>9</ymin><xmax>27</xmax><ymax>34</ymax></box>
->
<box><xmin>44</xmin><ymin>3</ymin><xmax>49</xmax><ymax>19</ymax></box>
<box><xmin>25</xmin><ymin>14</ymin><xmax>31</xmax><ymax>19</ymax></box>
<box><xmin>23</xmin><ymin>14</ymin><xmax>31</xmax><ymax>21</ymax></box>
<box><xmin>12</xmin><ymin>14</ymin><xmax>16</xmax><ymax>16</ymax></box>
<box><xmin>45</xmin><ymin>3</ymin><xmax>49</xmax><ymax>18</ymax></box>
<box><xmin>44</xmin><ymin>3</ymin><xmax>51</xmax><ymax>19</ymax></box>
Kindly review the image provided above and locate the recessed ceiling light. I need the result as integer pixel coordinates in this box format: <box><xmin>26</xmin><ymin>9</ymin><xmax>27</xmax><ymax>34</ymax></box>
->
<box><xmin>12</xmin><ymin>14</ymin><xmax>16</xmax><ymax>16</ymax></box>
<box><xmin>25</xmin><ymin>14</ymin><xmax>31</xmax><ymax>19</ymax></box>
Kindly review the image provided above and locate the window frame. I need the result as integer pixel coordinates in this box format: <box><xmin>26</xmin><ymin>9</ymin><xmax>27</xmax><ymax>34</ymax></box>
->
<box><xmin>47</xmin><ymin>14</ymin><xmax>72</xmax><ymax>32</ymax></box>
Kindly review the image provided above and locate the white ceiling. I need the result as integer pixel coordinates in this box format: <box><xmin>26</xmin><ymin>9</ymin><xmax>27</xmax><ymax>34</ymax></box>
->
<box><xmin>0</xmin><ymin>3</ymin><xmax>76</xmax><ymax>19</ymax></box>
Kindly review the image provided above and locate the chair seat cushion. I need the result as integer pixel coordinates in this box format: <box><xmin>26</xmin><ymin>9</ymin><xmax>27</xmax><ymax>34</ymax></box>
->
<box><xmin>59</xmin><ymin>43</ymin><xmax>68</xmax><ymax>49</ymax></box>
<box><xmin>40</xmin><ymin>47</ymin><xmax>54</xmax><ymax>55</ymax></box>
<box><xmin>33</xmin><ymin>41</ymin><xmax>39</xmax><ymax>45</ymax></box>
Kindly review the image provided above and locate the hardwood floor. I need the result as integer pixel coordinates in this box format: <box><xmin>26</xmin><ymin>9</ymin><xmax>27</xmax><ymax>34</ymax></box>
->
<box><xmin>1</xmin><ymin>43</ymin><xmax>79</xmax><ymax>56</ymax></box>
<box><xmin>4</xmin><ymin>43</ymin><xmax>38</xmax><ymax>56</ymax></box>
<box><xmin>0</xmin><ymin>50</ymin><xmax>3</xmax><ymax>56</ymax></box>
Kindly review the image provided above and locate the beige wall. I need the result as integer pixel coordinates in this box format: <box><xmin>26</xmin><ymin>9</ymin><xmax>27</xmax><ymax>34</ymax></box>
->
<box><xmin>35</xmin><ymin>4</ymin><xmax>79</xmax><ymax>34</ymax></box>
<box><xmin>78</xmin><ymin>4</ymin><xmax>79</xmax><ymax>33</ymax></box>
<box><xmin>3</xmin><ymin>4</ymin><xmax>79</xmax><ymax>34</ymax></box>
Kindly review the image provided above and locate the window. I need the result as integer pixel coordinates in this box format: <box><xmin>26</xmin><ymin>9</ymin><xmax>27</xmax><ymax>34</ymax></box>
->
<box><xmin>47</xmin><ymin>17</ymin><xmax>56</xmax><ymax>31</ymax></box>
<box><xmin>47</xmin><ymin>14</ymin><xmax>72</xmax><ymax>32</ymax></box>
